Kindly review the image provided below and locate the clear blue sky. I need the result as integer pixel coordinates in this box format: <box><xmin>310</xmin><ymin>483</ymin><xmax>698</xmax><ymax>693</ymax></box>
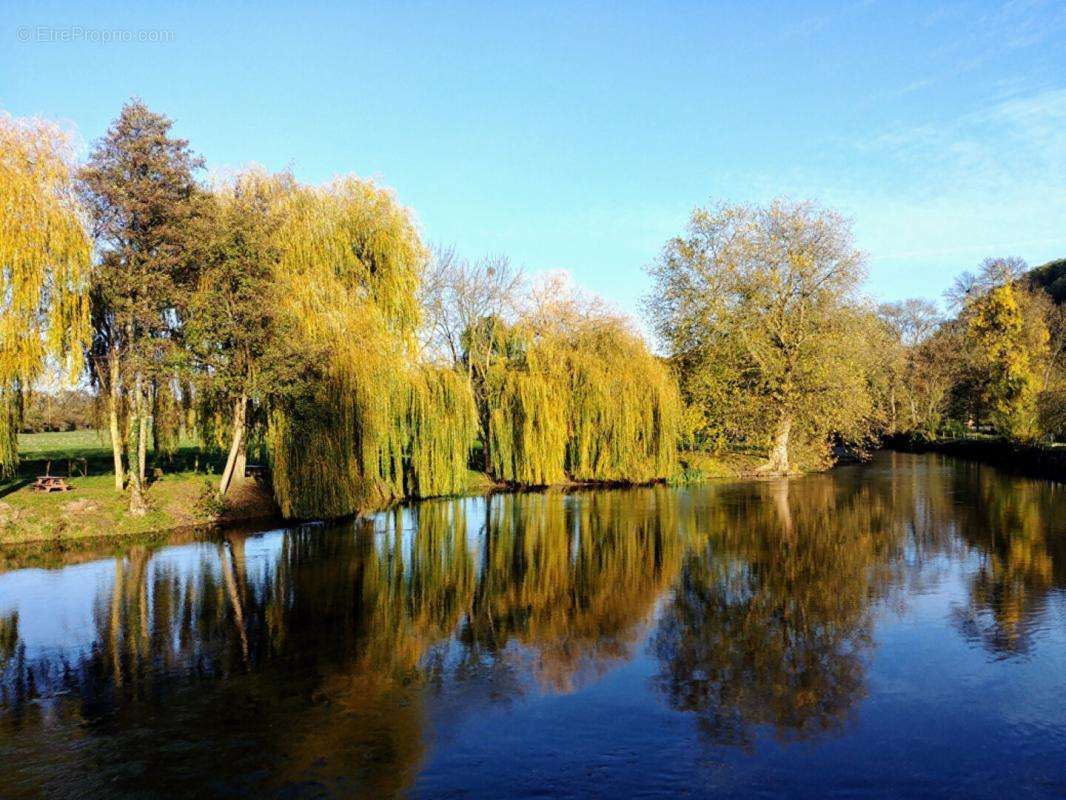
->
<box><xmin>3</xmin><ymin>1</ymin><xmax>1064</xmax><ymax>322</ymax></box>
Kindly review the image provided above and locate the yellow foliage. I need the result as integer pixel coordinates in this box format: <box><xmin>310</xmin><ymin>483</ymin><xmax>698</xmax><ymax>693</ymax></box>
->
<box><xmin>967</xmin><ymin>284</ymin><xmax>1048</xmax><ymax>440</ymax></box>
<box><xmin>0</xmin><ymin>115</ymin><xmax>91</xmax><ymax>474</ymax></box>
<box><xmin>483</xmin><ymin>314</ymin><xmax>679</xmax><ymax>486</ymax></box>
<box><xmin>266</xmin><ymin>177</ymin><xmax>482</xmax><ymax>517</ymax></box>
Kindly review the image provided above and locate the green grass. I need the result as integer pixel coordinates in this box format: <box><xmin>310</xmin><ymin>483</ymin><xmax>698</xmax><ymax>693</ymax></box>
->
<box><xmin>16</xmin><ymin>429</ymin><xmax>115</xmax><ymax>461</ymax></box>
<box><xmin>0</xmin><ymin>430</ymin><xmax>268</xmax><ymax>546</ymax></box>
<box><xmin>671</xmin><ymin>450</ymin><xmax>762</xmax><ymax>484</ymax></box>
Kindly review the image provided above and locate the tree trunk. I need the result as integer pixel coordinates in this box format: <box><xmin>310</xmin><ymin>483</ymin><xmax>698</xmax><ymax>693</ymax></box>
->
<box><xmin>760</xmin><ymin>414</ymin><xmax>791</xmax><ymax>474</ymax></box>
<box><xmin>481</xmin><ymin>407</ymin><xmax>492</xmax><ymax>474</ymax></box>
<box><xmin>138</xmin><ymin>383</ymin><xmax>150</xmax><ymax>485</ymax></box>
<box><xmin>151</xmin><ymin>380</ymin><xmax>159</xmax><ymax>454</ymax></box>
<box><xmin>128</xmin><ymin>373</ymin><xmax>148</xmax><ymax>516</ymax></box>
<box><xmin>108</xmin><ymin>355</ymin><xmax>125</xmax><ymax>492</ymax></box>
<box><xmin>218</xmin><ymin>394</ymin><xmax>247</xmax><ymax>497</ymax></box>
<box><xmin>137</xmin><ymin>410</ymin><xmax>148</xmax><ymax>486</ymax></box>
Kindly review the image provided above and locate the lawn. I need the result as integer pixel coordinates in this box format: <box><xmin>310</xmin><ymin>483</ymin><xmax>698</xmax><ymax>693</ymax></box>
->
<box><xmin>16</xmin><ymin>428</ymin><xmax>116</xmax><ymax>461</ymax></box>
<box><xmin>0</xmin><ymin>430</ymin><xmax>262</xmax><ymax>546</ymax></box>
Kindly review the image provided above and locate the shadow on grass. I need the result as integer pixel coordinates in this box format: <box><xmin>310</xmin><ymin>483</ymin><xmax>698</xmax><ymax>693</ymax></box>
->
<box><xmin>15</xmin><ymin>444</ymin><xmax>229</xmax><ymax>483</ymax></box>
<box><xmin>0</xmin><ymin>477</ymin><xmax>32</xmax><ymax>500</ymax></box>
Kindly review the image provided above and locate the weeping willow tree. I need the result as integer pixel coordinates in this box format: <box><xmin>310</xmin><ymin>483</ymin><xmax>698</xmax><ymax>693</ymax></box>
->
<box><xmin>267</xmin><ymin>176</ymin><xmax>478</xmax><ymax>518</ymax></box>
<box><xmin>266</xmin><ymin>177</ymin><xmax>419</xmax><ymax>517</ymax></box>
<box><xmin>403</xmin><ymin>366</ymin><xmax>478</xmax><ymax>498</ymax></box>
<box><xmin>484</xmin><ymin>340</ymin><xmax>570</xmax><ymax>485</ymax></box>
<box><xmin>0</xmin><ymin>115</ymin><xmax>91</xmax><ymax>476</ymax></box>
<box><xmin>555</xmin><ymin>316</ymin><xmax>680</xmax><ymax>483</ymax></box>
<box><xmin>465</xmin><ymin>298</ymin><xmax>680</xmax><ymax>486</ymax></box>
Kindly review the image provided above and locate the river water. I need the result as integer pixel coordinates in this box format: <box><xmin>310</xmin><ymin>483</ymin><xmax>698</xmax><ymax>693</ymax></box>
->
<box><xmin>1</xmin><ymin>452</ymin><xmax>1065</xmax><ymax>798</ymax></box>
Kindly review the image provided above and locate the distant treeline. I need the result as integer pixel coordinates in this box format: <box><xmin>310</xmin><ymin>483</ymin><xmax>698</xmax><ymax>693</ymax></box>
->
<box><xmin>17</xmin><ymin>390</ymin><xmax>96</xmax><ymax>433</ymax></box>
<box><xmin>1026</xmin><ymin>258</ymin><xmax>1066</xmax><ymax>304</ymax></box>
<box><xmin>2</xmin><ymin>100</ymin><xmax>1063</xmax><ymax>519</ymax></box>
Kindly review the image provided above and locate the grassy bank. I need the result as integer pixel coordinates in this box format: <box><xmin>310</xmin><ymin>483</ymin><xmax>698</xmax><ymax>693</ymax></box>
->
<box><xmin>0</xmin><ymin>431</ymin><xmax>760</xmax><ymax>546</ymax></box>
<box><xmin>0</xmin><ymin>431</ymin><xmax>279</xmax><ymax>546</ymax></box>
<box><xmin>673</xmin><ymin>450</ymin><xmax>764</xmax><ymax>483</ymax></box>
<box><xmin>0</xmin><ymin>431</ymin><xmax>502</xmax><ymax>545</ymax></box>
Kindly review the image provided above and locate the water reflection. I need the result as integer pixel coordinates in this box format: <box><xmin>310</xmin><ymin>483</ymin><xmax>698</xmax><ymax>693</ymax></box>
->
<box><xmin>0</xmin><ymin>453</ymin><xmax>1063</xmax><ymax>797</ymax></box>
<box><xmin>652</xmin><ymin>478</ymin><xmax>904</xmax><ymax>746</ymax></box>
<box><xmin>950</xmin><ymin>470</ymin><xmax>1066</xmax><ymax>657</ymax></box>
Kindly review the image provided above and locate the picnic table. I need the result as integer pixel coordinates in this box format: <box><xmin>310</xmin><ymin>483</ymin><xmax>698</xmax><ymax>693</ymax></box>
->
<box><xmin>245</xmin><ymin>464</ymin><xmax>269</xmax><ymax>484</ymax></box>
<box><xmin>33</xmin><ymin>475</ymin><xmax>73</xmax><ymax>493</ymax></box>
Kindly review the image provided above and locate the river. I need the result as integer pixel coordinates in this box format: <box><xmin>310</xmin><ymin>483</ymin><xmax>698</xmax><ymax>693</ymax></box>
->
<box><xmin>1</xmin><ymin>451</ymin><xmax>1065</xmax><ymax>798</ymax></box>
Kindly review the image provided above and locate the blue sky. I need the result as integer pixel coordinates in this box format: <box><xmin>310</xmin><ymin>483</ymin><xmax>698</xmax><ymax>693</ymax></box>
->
<box><xmin>3</xmin><ymin>0</ymin><xmax>1064</xmax><ymax>323</ymax></box>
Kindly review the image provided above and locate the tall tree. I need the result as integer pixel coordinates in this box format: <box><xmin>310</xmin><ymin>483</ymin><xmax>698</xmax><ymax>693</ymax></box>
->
<box><xmin>79</xmin><ymin>100</ymin><xmax>204</xmax><ymax>513</ymax></box>
<box><xmin>460</xmin><ymin>276</ymin><xmax>680</xmax><ymax>486</ymax></box>
<box><xmin>419</xmin><ymin>248</ymin><xmax>523</xmax><ymax>473</ymax></box>
<box><xmin>186</xmin><ymin>168</ymin><xmax>294</xmax><ymax>496</ymax></box>
<box><xmin>876</xmin><ymin>299</ymin><xmax>960</xmax><ymax>436</ymax></box>
<box><xmin>646</xmin><ymin>200</ymin><xmax>877</xmax><ymax>473</ymax></box>
<box><xmin>0</xmin><ymin>114</ymin><xmax>91</xmax><ymax>476</ymax></box>
<box><xmin>266</xmin><ymin>176</ymin><xmax>428</xmax><ymax>518</ymax></box>
<box><xmin>965</xmin><ymin>281</ymin><xmax>1048</xmax><ymax>440</ymax></box>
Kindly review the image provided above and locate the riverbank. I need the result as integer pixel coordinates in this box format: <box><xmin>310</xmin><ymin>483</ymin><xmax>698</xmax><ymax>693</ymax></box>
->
<box><xmin>0</xmin><ymin>432</ymin><xmax>760</xmax><ymax>546</ymax></box>
<box><xmin>0</xmin><ymin>431</ymin><xmax>278</xmax><ymax>546</ymax></box>
<box><xmin>0</xmin><ymin>469</ymin><xmax>282</xmax><ymax>546</ymax></box>
<box><xmin>883</xmin><ymin>434</ymin><xmax>1066</xmax><ymax>482</ymax></box>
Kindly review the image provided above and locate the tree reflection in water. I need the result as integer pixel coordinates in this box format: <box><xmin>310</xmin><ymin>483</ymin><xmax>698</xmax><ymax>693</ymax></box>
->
<box><xmin>0</xmin><ymin>454</ymin><xmax>1063</xmax><ymax>796</ymax></box>
<box><xmin>651</xmin><ymin>476</ymin><xmax>905</xmax><ymax>746</ymax></box>
<box><xmin>948</xmin><ymin>467</ymin><xmax>1066</xmax><ymax>658</ymax></box>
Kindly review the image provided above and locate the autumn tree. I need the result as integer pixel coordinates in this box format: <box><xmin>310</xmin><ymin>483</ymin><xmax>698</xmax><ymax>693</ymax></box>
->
<box><xmin>964</xmin><ymin>279</ymin><xmax>1048</xmax><ymax>441</ymax></box>
<box><xmin>0</xmin><ymin>115</ymin><xmax>91</xmax><ymax>475</ymax></box>
<box><xmin>265</xmin><ymin>176</ymin><xmax>431</xmax><ymax>518</ymax></box>
<box><xmin>79</xmin><ymin>100</ymin><xmax>204</xmax><ymax>513</ymax></box>
<box><xmin>646</xmin><ymin>200</ymin><xmax>878</xmax><ymax>473</ymax></box>
<box><xmin>454</xmin><ymin>273</ymin><xmax>680</xmax><ymax>486</ymax></box>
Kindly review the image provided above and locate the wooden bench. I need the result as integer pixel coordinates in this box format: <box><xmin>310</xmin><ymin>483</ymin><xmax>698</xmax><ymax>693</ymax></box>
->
<box><xmin>33</xmin><ymin>476</ymin><xmax>73</xmax><ymax>493</ymax></box>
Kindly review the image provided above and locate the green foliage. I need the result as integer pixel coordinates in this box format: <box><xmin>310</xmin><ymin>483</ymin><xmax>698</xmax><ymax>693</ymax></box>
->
<box><xmin>403</xmin><ymin>366</ymin><xmax>479</xmax><ymax>498</ymax></box>
<box><xmin>187</xmin><ymin>169</ymin><xmax>295</xmax><ymax>404</ymax></box>
<box><xmin>264</xmin><ymin>177</ymin><xmax>479</xmax><ymax>518</ymax></box>
<box><xmin>1026</xmin><ymin>258</ymin><xmax>1066</xmax><ymax>305</ymax></box>
<box><xmin>487</xmin><ymin>356</ymin><xmax>569</xmax><ymax>485</ymax></box>
<box><xmin>19</xmin><ymin>390</ymin><xmax>96</xmax><ymax>433</ymax></box>
<box><xmin>1038</xmin><ymin>389</ymin><xmax>1066</xmax><ymax>438</ymax></box>
<box><xmin>80</xmin><ymin>100</ymin><xmax>205</xmax><ymax>376</ymax></box>
<box><xmin>559</xmin><ymin>319</ymin><xmax>679</xmax><ymax>482</ymax></box>
<box><xmin>194</xmin><ymin>477</ymin><xmax>228</xmax><ymax>516</ymax></box>
<box><xmin>0</xmin><ymin>388</ymin><xmax>19</xmax><ymax>476</ymax></box>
